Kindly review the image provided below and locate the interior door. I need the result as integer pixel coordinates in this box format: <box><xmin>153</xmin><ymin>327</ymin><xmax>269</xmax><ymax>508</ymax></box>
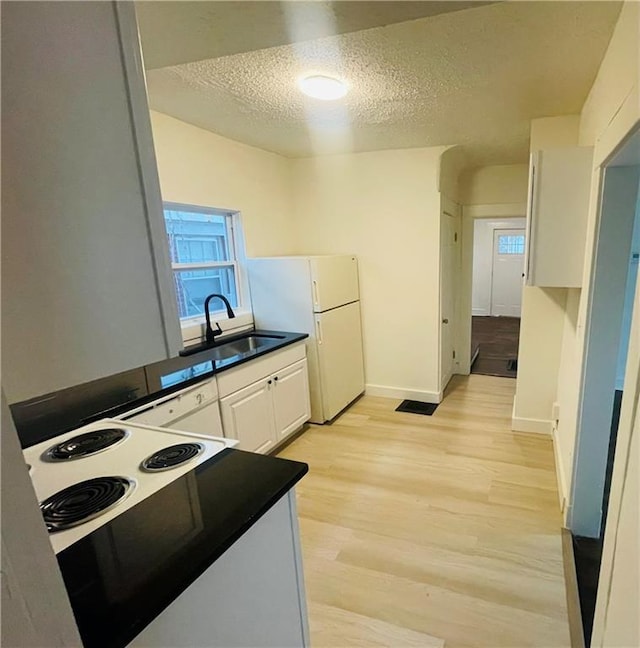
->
<box><xmin>440</xmin><ymin>212</ymin><xmax>459</xmax><ymax>390</ymax></box>
<box><xmin>491</xmin><ymin>229</ymin><xmax>525</xmax><ymax>317</ymax></box>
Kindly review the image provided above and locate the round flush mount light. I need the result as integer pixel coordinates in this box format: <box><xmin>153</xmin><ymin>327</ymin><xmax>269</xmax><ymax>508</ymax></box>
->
<box><xmin>298</xmin><ymin>75</ymin><xmax>348</xmax><ymax>100</ymax></box>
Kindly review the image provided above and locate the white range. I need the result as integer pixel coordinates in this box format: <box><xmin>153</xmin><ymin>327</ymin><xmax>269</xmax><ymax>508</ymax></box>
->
<box><xmin>23</xmin><ymin>418</ymin><xmax>236</xmax><ymax>554</ymax></box>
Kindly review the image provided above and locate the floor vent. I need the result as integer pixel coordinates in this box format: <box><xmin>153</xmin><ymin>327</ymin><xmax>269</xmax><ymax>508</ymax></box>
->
<box><xmin>395</xmin><ymin>400</ymin><xmax>439</xmax><ymax>416</ymax></box>
<box><xmin>507</xmin><ymin>359</ymin><xmax>518</xmax><ymax>372</ymax></box>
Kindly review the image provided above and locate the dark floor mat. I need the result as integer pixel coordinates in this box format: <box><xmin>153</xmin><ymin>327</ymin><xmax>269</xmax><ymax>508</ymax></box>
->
<box><xmin>396</xmin><ymin>400</ymin><xmax>438</xmax><ymax>416</ymax></box>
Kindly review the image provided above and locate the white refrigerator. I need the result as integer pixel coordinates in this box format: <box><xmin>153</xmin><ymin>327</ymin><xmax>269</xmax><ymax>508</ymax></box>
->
<box><xmin>247</xmin><ymin>255</ymin><xmax>365</xmax><ymax>423</ymax></box>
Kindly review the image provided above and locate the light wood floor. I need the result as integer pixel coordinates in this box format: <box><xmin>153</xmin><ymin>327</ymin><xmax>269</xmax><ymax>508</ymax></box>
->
<box><xmin>278</xmin><ymin>374</ymin><xmax>571</xmax><ymax>648</ymax></box>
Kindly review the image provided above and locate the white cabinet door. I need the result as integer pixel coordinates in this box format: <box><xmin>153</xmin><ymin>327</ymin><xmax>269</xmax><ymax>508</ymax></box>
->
<box><xmin>220</xmin><ymin>379</ymin><xmax>276</xmax><ymax>454</ymax></box>
<box><xmin>525</xmin><ymin>146</ymin><xmax>593</xmax><ymax>288</ymax></box>
<box><xmin>2</xmin><ymin>3</ymin><xmax>181</xmax><ymax>403</ymax></box>
<box><xmin>272</xmin><ymin>360</ymin><xmax>311</xmax><ymax>441</ymax></box>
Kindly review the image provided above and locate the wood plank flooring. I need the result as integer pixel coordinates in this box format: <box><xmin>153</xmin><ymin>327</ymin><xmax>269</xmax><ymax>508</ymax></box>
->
<box><xmin>278</xmin><ymin>374</ymin><xmax>570</xmax><ymax>647</ymax></box>
<box><xmin>471</xmin><ymin>316</ymin><xmax>520</xmax><ymax>378</ymax></box>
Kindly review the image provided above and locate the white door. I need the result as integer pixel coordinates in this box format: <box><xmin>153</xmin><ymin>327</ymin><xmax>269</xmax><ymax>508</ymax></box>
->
<box><xmin>491</xmin><ymin>229</ymin><xmax>525</xmax><ymax>317</ymax></box>
<box><xmin>219</xmin><ymin>378</ymin><xmax>276</xmax><ymax>454</ymax></box>
<box><xmin>316</xmin><ymin>301</ymin><xmax>365</xmax><ymax>421</ymax></box>
<box><xmin>310</xmin><ymin>255</ymin><xmax>360</xmax><ymax>312</ymax></box>
<box><xmin>272</xmin><ymin>359</ymin><xmax>311</xmax><ymax>441</ymax></box>
<box><xmin>440</xmin><ymin>212</ymin><xmax>459</xmax><ymax>389</ymax></box>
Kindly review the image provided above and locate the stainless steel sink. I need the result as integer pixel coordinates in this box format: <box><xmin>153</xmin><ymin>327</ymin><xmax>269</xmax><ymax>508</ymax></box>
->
<box><xmin>209</xmin><ymin>335</ymin><xmax>283</xmax><ymax>361</ymax></box>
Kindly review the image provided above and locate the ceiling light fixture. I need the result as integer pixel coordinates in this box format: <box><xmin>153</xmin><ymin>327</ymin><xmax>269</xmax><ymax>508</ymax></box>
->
<box><xmin>298</xmin><ymin>75</ymin><xmax>348</xmax><ymax>100</ymax></box>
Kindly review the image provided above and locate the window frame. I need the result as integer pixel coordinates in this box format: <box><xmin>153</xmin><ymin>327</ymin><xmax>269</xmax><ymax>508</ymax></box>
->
<box><xmin>162</xmin><ymin>202</ymin><xmax>250</xmax><ymax>331</ymax></box>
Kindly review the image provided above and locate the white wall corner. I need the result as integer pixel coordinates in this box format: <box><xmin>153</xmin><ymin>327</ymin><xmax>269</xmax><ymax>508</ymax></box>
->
<box><xmin>511</xmin><ymin>416</ymin><xmax>553</xmax><ymax>435</ymax></box>
<box><xmin>365</xmin><ymin>384</ymin><xmax>442</xmax><ymax>404</ymax></box>
<box><xmin>511</xmin><ymin>399</ymin><xmax>553</xmax><ymax>435</ymax></box>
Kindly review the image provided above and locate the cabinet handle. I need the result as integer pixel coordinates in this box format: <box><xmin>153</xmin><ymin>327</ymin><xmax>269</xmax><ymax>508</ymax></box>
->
<box><xmin>442</xmin><ymin>318</ymin><xmax>449</xmax><ymax>324</ymax></box>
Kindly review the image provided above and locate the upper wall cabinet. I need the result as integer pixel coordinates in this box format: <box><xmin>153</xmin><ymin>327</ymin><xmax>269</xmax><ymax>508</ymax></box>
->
<box><xmin>1</xmin><ymin>2</ymin><xmax>181</xmax><ymax>403</ymax></box>
<box><xmin>525</xmin><ymin>146</ymin><xmax>594</xmax><ymax>288</ymax></box>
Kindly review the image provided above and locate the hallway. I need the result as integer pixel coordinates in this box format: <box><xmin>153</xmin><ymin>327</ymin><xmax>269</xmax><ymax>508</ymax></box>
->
<box><xmin>471</xmin><ymin>316</ymin><xmax>520</xmax><ymax>378</ymax></box>
<box><xmin>278</xmin><ymin>374</ymin><xmax>570</xmax><ymax>647</ymax></box>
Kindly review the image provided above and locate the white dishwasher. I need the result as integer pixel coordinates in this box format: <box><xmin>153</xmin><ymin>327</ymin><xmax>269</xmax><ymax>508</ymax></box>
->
<box><xmin>120</xmin><ymin>378</ymin><xmax>225</xmax><ymax>438</ymax></box>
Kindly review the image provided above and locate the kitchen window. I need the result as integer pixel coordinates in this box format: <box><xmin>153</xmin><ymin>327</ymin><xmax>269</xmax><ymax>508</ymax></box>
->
<box><xmin>163</xmin><ymin>204</ymin><xmax>244</xmax><ymax>320</ymax></box>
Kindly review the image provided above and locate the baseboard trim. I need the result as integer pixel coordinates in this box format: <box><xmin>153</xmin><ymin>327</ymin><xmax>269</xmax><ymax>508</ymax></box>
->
<box><xmin>511</xmin><ymin>415</ymin><xmax>553</xmax><ymax>435</ymax></box>
<box><xmin>365</xmin><ymin>384</ymin><xmax>442</xmax><ymax>403</ymax></box>
<box><xmin>561</xmin><ymin>528</ymin><xmax>586</xmax><ymax>648</ymax></box>
<box><xmin>552</xmin><ymin>425</ymin><xmax>569</xmax><ymax>515</ymax></box>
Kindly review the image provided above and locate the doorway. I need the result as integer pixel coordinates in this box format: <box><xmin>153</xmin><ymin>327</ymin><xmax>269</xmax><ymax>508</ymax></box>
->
<box><xmin>470</xmin><ymin>217</ymin><xmax>526</xmax><ymax>378</ymax></box>
<box><xmin>570</xmin><ymin>127</ymin><xmax>640</xmax><ymax>644</ymax></box>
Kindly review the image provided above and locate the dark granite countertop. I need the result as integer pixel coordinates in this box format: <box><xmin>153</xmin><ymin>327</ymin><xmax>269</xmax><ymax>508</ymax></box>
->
<box><xmin>89</xmin><ymin>329</ymin><xmax>308</xmax><ymax>422</ymax></box>
<box><xmin>14</xmin><ymin>330</ymin><xmax>308</xmax><ymax>448</ymax></box>
<box><xmin>57</xmin><ymin>448</ymin><xmax>309</xmax><ymax>648</ymax></box>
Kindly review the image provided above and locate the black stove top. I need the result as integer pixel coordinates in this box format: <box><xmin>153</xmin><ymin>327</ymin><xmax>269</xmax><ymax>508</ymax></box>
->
<box><xmin>46</xmin><ymin>428</ymin><xmax>128</xmax><ymax>461</ymax></box>
<box><xmin>141</xmin><ymin>443</ymin><xmax>204</xmax><ymax>472</ymax></box>
<box><xmin>41</xmin><ymin>476</ymin><xmax>133</xmax><ymax>532</ymax></box>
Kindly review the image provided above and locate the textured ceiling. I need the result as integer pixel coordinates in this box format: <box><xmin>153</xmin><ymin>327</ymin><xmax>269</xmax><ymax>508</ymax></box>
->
<box><xmin>136</xmin><ymin>1</ymin><xmax>495</xmax><ymax>70</ymax></box>
<box><xmin>144</xmin><ymin>1</ymin><xmax>621</xmax><ymax>167</ymax></box>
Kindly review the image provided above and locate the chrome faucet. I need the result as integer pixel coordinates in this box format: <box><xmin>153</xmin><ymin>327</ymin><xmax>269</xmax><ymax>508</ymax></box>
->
<box><xmin>204</xmin><ymin>293</ymin><xmax>236</xmax><ymax>345</ymax></box>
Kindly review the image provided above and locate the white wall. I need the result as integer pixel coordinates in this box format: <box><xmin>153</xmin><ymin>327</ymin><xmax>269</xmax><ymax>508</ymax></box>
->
<box><xmin>460</xmin><ymin>164</ymin><xmax>529</xmax><ymax>206</ymax></box>
<box><xmin>1</xmin><ymin>393</ymin><xmax>82</xmax><ymax>646</ymax></box>
<box><xmin>512</xmin><ymin>115</ymin><xmax>580</xmax><ymax>436</ymax></box>
<box><xmin>292</xmin><ymin>147</ymin><xmax>447</xmax><ymax>402</ymax></box>
<box><xmin>150</xmin><ymin>111</ymin><xmax>295</xmax><ymax>257</ymax></box>
<box><xmin>553</xmin><ymin>0</ymin><xmax>639</xmax><ymax>514</ymax></box>
<box><xmin>534</xmin><ymin>1</ymin><xmax>640</xmax><ymax>643</ymax></box>
<box><xmin>472</xmin><ymin>218</ymin><xmax>526</xmax><ymax>316</ymax></box>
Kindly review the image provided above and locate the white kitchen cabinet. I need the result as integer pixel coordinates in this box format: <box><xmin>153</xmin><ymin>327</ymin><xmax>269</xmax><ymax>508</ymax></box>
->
<box><xmin>525</xmin><ymin>146</ymin><xmax>594</xmax><ymax>288</ymax></box>
<box><xmin>2</xmin><ymin>3</ymin><xmax>181</xmax><ymax>404</ymax></box>
<box><xmin>130</xmin><ymin>492</ymin><xmax>309</xmax><ymax>647</ymax></box>
<box><xmin>220</xmin><ymin>378</ymin><xmax>277</xmax><ymax>454</ymax></box>
<box><xmin>217</xmin><ymin>344</ymin><xmax>311</xmax><ymax>453</ymax></box>
<box><xmin>272</xmin><ymin>360</ymin><xmax>312</xmax><ymax>442</ymax></box>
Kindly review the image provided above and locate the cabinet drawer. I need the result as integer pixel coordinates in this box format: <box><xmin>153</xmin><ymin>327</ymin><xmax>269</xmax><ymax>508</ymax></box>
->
<box><xmin>217</xmin><ymin>343</ymin><xmax>306</xmax><ymax>398</ymax></box>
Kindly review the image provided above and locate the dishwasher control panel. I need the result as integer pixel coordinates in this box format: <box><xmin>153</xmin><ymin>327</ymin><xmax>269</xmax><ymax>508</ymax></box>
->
<box><xmin>124</xmin><ymin>380</ymin><xmax>218</xmax><ymax>428</ymax></box>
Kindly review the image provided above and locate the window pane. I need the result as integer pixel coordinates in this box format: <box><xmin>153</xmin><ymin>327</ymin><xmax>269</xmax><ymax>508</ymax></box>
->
<box><xmin>164</xmin><ymin>210</ymin><xmax>230</xmax><ymax>264</ymax></box>
<box><xmin>173</xmin><ymin>267</ymin><xmax>238</xmax><ymax>319</ymax></box>
<box><xmin>498</xmin><ymin>234</ymin><xmax>525</xmax><ymax>255</ymax></box>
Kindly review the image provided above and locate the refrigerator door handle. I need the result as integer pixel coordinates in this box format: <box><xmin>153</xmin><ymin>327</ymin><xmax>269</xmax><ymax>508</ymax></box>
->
<box><xmin>312</xmin><ymin>280</ymin><xmax>319</xmax><ymax>309</ymax></box>
<box><xmin>316</xmin><ymin>318</ymin><xmax>323</xmax><ymax>344</ymax></box>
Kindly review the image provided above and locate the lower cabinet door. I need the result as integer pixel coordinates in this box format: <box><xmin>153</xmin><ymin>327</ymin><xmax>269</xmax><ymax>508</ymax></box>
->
<box><xmin>219</xmin><ymin>378</ymin><xmax>276</xmax><ymax>454</ymax></box>
<box><xmin>272</xmin><ymin>360</ymin><xmax>311</xmax><ymax>441</ymax></box>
